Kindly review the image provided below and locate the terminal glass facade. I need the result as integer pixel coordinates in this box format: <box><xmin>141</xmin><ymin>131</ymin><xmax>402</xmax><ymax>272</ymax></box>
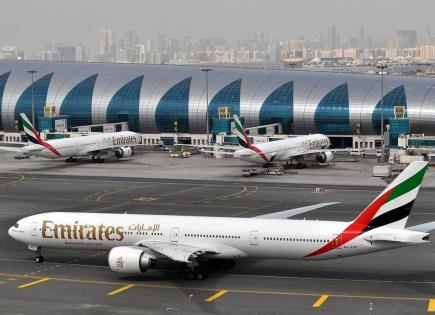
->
<box><xmin>0</xmin><ymin>71</ymin><xmax>11</xmax><ymax>130</ymax></box>
<box><xmin>60</xmin><ymin>74</ymin><xmax>97</xmax><ymax>127</ymax></box>
<box><xmin>14</xmin><ymin>72</ymin><xmax>54</xmax><ymax>129</ymax></box>
<box><xmin>314</xmin><ymin>83</ymin><xmax>349</xmax><ymax>134</ymax></box>
<box><xmin>372</xmin><ymin>85</ymin><xmax>407</xmax><ymax>134</ymax></box>
<box><xmin>107</xmin><ymin>75</ymin><xmax>144</xmax><ymax>132</ymax></box>
<box><xmin>208</xmin><ymin>79</ymin><xmax>241</xmax><ymax>127</ymax></box>
<box><xmin>155</xmin><ymin>77</ymin><xmax>191</xmax><ymax>133</ymax></box>
<box><xmin>259</xmin><ymin>81</ymin><xmax>293</xmax><ymax>134</ymax></box>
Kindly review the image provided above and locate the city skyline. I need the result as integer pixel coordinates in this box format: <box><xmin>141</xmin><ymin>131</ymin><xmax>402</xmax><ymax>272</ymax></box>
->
<box><xmin>1</xmin><ymin>0</ymin><xmax>435</xmax><ymax>54</ymax></box>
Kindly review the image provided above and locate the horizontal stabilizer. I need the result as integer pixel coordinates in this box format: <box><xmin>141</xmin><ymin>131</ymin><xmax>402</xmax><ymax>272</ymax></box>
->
<box><xmin>407</xmin><ymin>221</ymin><xmax>435</xmax><ymax>233</ymax></box>
<box><xmin>254</xmin><ymin>202</ymin><xmax>339</xmax><ymax>219</ymax></box>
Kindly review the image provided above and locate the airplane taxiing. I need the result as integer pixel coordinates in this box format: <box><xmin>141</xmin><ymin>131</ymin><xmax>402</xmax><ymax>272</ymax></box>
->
<box><xmin>0</xmin><ymin>113</ymin><xmax>142</xmax><ymax>163</ymax></box>
<box><xmin>202</xmin><ymin>115</ymin><xmax>347</xmax><ymax>167</ymax></box>
<box><xmin>8</xmin><ymin>161</ymin><xmax>435</xmax><ymax>280</ymax></box>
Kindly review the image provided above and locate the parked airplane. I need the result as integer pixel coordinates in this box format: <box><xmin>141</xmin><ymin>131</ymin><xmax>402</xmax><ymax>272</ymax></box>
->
<box><xmin>202</xmin><ymin>115</ymin><xmax>346</xmax><ymax>167</ymax></box>
<box><xmin>8</xmin><ymin>161</ymin><xmax>434</xmax><ymax>280</ymax></box>
<box><xmin>0</xmin><ymin>113</ymin><xmax>142</xmax><ymax>163</ymax></box>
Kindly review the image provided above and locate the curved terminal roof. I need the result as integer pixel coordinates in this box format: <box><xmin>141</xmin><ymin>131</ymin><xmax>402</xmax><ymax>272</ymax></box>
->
<box><xmin>0</xmin><ymin>60</ymin><xmax>434</xmax><ymax>135</ymax></box>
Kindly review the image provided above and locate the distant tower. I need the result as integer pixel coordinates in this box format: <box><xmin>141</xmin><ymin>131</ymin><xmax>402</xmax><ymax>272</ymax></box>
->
<box><xmin>328</xmin><ymin>26</ymin><xmax>337</xmax><ymax>50</ymax></box>
<box><xmin>397</xmin><ymin>30</ymin><xmax>417</xmax><ymax>48</ymax></box>
<box><xmin>100</xmin><ymin>28</ymin><xmax>115</xmax><ymax>61</ymax></box>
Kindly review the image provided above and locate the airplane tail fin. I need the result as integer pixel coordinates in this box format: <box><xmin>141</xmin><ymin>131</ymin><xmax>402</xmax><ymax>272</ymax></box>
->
<box><xmin>233</xmin><ymin>115</ymin><xmax>251</xmax><ymax>148</ymax></box>
<box><xmin>353</xmin><ymin>161</ymin><xmax>428</xmax><ymax>231</ymax></box>
<box><xmin>20</xmin><ymin>113</ymin><xmax>40</xmax><ymax>144</ymax></box>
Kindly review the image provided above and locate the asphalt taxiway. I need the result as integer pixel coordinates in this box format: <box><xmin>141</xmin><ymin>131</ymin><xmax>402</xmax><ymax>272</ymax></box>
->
<box><xmin>0</xmin><ymin>166</ymin><xmax>434</xmax><ymax>315</ymax></box>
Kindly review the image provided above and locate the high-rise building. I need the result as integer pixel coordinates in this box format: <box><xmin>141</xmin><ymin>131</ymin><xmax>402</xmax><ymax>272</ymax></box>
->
<box><xmin>75</xmin><ymin>43</ymin><xmax>89</xmax><ymax>62</ymax></box>
<box><xmin>397</xmin><ymin>30</ymin><xmax>417</xmax><ymax>48</ymax></box>
<box><xmin>327</xmin><ymin>26</ymin><xmax>337</xmax><ymax>50</ymax></box>
<box><xmin>100</xmin><ymin>28</ymin><xmax>115</xmax><ymax>61</ymax></box>
<box><xmin>57</xmin><ymin>46</ymin><xmax>76</xmax><ymax>62</ymax></box>
<box><xmin>157</xmin><ymin>34</ymin><xmax>166</xmax><ymax>53</ymax></box>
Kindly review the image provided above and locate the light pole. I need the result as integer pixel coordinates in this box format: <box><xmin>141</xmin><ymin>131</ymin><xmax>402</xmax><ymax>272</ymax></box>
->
<box><xmin>188</xmin><ymin>294</ymin><xmax>194</xmax><ymax>315</ymax></box>
<box><xmin>27</xmin><ymin>70</ymin><xmax>37</xmax><ymax>128</ymax></box>
<box><xmin>202</xmin><ymin>68</ymin><xmax>212</xmax><ymax>145</ymax></box>
<box><xmin>377</xmin><ymin>63</ymin><xmax>387</xmax><ymax>162</ymax></box>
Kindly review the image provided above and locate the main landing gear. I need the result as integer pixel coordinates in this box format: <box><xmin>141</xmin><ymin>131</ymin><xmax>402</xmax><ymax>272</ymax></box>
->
<box><xmin>91</xmin><ymin>156</ymin><xmax>105</xmax><ymax>163</ymax></box>
<box><xmin>65</xmin><ymin>157</ymin><xmax>77</xmax><ymax>163</ymax></box>
<box><xmin>180</xmin><ymin>267</ymin><xmax>208</xmax><ymax>280</ymax></box>
<box><xmin>290</xmin><ymin>156</ymin><xmax>306</xmax><ymax>169</ymax></box>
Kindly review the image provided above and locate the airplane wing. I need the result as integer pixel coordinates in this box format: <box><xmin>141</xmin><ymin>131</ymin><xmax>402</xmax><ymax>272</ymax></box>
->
<box><xmin>303</xmin><ymin>148</ymin><xmax>352</xmax><ymax>155</ymax></box>
<box><xmin>138</xmin><ymin>240</ymin><xmax>218</xmax><ymax>264</ymax></box>
<box><xmin>406</xmin><ymin>221</ymin><xmax>435</xmax><ymax>233</ymax></box>
<box><xmin>254</xmin><ymin>202</ymin><xmax>339</xmax><ymax>219</ymax></box>
<box><xmin>0</xmin><ymin>146</ymin><xmax>24</xmax><ymax>153</ymax></box>
<box><xmin>179</xmin><ymin>144</ymin><xmax>239</xmax><ymax>151</ymax></box>
<box><xmin>198</xmin><ymin>149</ymin><xmax>234</xmax><ymax>155</ymax></box>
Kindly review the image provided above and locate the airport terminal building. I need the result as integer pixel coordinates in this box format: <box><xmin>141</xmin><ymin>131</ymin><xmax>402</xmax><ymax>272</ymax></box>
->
<box><xmin>0</xmin><ymin>60</ymin><xmax>435</xmax><ymax>147</ymax></box>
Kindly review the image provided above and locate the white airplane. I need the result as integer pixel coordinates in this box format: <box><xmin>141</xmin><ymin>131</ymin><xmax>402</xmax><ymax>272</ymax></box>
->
<box><xmin>0</xmin><ymin>113</ymin><xmax>142</xmax><ymax>163</ymax></box>
<box><xmin>8</xmin><ymin>161</ymin><xmax>435</xmax><ymax>280</ymax></box>
<box><xmin>203</xmin><ymin>115</ymin><xmax>345</xmax><ymax>167</ymax></box>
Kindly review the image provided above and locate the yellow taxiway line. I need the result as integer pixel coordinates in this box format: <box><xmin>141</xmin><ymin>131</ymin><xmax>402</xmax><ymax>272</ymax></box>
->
<box><xmin>312</xmin><ymin>295</ymin><xmax>329</xmax><ymax>308</ymax></box>
<box><xmin>107</xmin><ymin>284</ymin><xmax>135</xmax><ymax>296</ymax></box>
<box><xmin>18</xmin><ymin>277</ymin><xmax>50</xmax><ymax>289</ymax></box>
<box><xmin>205</xmin><ymin>290</ymin><xmax>229</xmax><ymax>302</ymax></box>
<box><xmin>428</xmin><ymin>299</ymin><xmax>435</xmax><ymax>312</ymax></box>
<box><xmin>0</xmin><ymin>272</ymin><xmax>432</xmax><ymax>306</ymax></box>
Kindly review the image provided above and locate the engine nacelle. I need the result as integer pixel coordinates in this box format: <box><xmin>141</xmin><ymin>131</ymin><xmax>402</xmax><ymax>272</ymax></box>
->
<box><xmin>316</xmin><ymin>151</ymin><xmax>333</xmax><ymax>163</ymax></box>
<box><xmin>108</xmin><ymin>246</ymin><xmax>155</xmax><ymax>273</ymax></box>
<box><xmin>114</xmin><ymin>146</ymin><xmax>133</xmax><ymax>158</ymax></box>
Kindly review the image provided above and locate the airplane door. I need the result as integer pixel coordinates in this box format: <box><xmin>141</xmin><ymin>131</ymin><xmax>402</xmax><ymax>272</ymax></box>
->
<box><xmin>332</xmin><ymin>234</ymin><xmax>342</xmax><ymax>249</ymax></box>
<box><xmin>170</xmin><ymin>227</ymin><xmax>179</xmax><ymax>243</ymax></box>
<box><xmin>249</xmin><ymin>231</ymin><xmax>259</xmax><ymax>245</ymax></box>
<box><xmin>31</xmin><ymin>222</ymin><xmax>38</xmax><ymax>237</ymax></box>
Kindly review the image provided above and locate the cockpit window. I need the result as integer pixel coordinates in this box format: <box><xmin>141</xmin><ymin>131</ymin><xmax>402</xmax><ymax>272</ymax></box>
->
<box><xmin>13</xmin><ymin>223</ymin><xmax>19</xmax><ymax>228</ymax></box>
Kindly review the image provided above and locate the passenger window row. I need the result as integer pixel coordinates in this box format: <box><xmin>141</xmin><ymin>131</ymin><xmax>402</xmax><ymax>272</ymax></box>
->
<box><xmin>263</xmin><ymin>237</ymin><xmax>330</xmax><ymax>243</ymax></box>
<box><xmin>184</xmin><ymin>233</ymin><xmax>240</xmax><ymax>239</ymax></box>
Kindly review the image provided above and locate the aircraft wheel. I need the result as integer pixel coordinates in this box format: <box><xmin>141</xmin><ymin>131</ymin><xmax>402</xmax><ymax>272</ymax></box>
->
<box><xmin>35</xmin><ymin>256</ymin><xmax>44</xmax><ymax>263</ymax></box>
<box><xmin>196</xmin><ymin>271</ymin><xmax>207</xmax><ymax>280</ymax></box>
<box><xmin>187</xmin><ymin>271</ymin><xmax>195</xmax><ymax>280</ymax></box>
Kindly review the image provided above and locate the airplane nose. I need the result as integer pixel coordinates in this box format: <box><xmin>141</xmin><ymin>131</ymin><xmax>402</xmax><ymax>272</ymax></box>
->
<box><xmin>8</xmin><ymin>226</ymin><xmax>13</xmax><ymax>237</ymax></box>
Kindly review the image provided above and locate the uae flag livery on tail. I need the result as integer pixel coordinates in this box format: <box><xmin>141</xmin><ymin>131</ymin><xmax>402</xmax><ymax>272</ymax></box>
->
<box><xmin>307</xmin><ymin>161</ymin><xmax>429</xmax><ymax>257</ymax></box>
<box><xmin>20</xmin><ymin>113</ymin><xmax>61</xmax><ymax>157</ymax></box>
<box><xmin>233</xmin><ymin>115</ymin><xmax>269</xmax><ymax>162</ymax></box>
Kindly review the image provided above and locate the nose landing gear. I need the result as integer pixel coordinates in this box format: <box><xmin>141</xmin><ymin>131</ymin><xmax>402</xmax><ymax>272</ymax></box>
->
<box><xmin>28</xmin><ymin>245</ymin><xmax>44</xmax><ymax>263</ymax></box>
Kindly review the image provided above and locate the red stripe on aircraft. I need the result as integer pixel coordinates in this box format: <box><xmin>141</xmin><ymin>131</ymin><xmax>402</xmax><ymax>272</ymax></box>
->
<box><xmin>250</xmin><ymin>145</ymin><xmax>269</xmax><ymax>162</ymax></box>
<box><xmin>32</xmin><ymin>126</ymin><xmax>62</xmax><ymax>157</ymax></box>
<box><xmin>306</xmin><ymin>188</ymin><xmax>394</xmax><ymax>257</ymax></box>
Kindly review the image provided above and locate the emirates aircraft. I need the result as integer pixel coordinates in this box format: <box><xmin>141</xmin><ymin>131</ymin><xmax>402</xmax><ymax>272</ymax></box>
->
<box><xmin>8</xmin><ymin>162</ymin><xmax>435</xmax><ymax>280</ymax></box>
<box><xmin>203</xmin><ymin>115</ymin><xmax>346</xmax><ymax>167</ymax></box>
<box><xmin>0</xmin><ymin>113</ymin><xmax>142</xmax><ymax>163</ymax></box>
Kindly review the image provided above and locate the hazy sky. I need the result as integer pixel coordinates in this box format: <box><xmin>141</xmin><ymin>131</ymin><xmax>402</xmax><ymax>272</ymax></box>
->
<box><xmin>2</xmin><ymin>0</ymin><xmax>435</xmax><ymax>54</ymax></box>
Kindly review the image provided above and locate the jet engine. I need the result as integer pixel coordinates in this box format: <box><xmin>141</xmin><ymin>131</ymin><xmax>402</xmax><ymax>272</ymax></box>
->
<box><xmin>108</xmin><ymin>246</ymin><xmax>156</xmax><ymax>273</ymax></box>
<box><xmin>316</xmin><ymin>151</ymin><xmax>333</xmax><ymax>163</ymax></box>
<box><xmin>114</xmin><ymin>146</ymin><xmax>133</xmax><ymax>158</ymax></box>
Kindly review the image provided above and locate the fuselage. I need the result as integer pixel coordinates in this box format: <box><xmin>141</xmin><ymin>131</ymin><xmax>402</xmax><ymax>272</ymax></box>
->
<box><xmin>233</xmin><ymin>134</ymin><xmax>330</xmax><ymax>164</ymax></box>
<box><xmin>23</xmin><ymin>131</ymin><xmax>141</xmax><ymax>159</ymax></box>
<box><xmin>8</xmin><ymin>212</ymin><xmax>427</xmax><ymax>261</ymax></box>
